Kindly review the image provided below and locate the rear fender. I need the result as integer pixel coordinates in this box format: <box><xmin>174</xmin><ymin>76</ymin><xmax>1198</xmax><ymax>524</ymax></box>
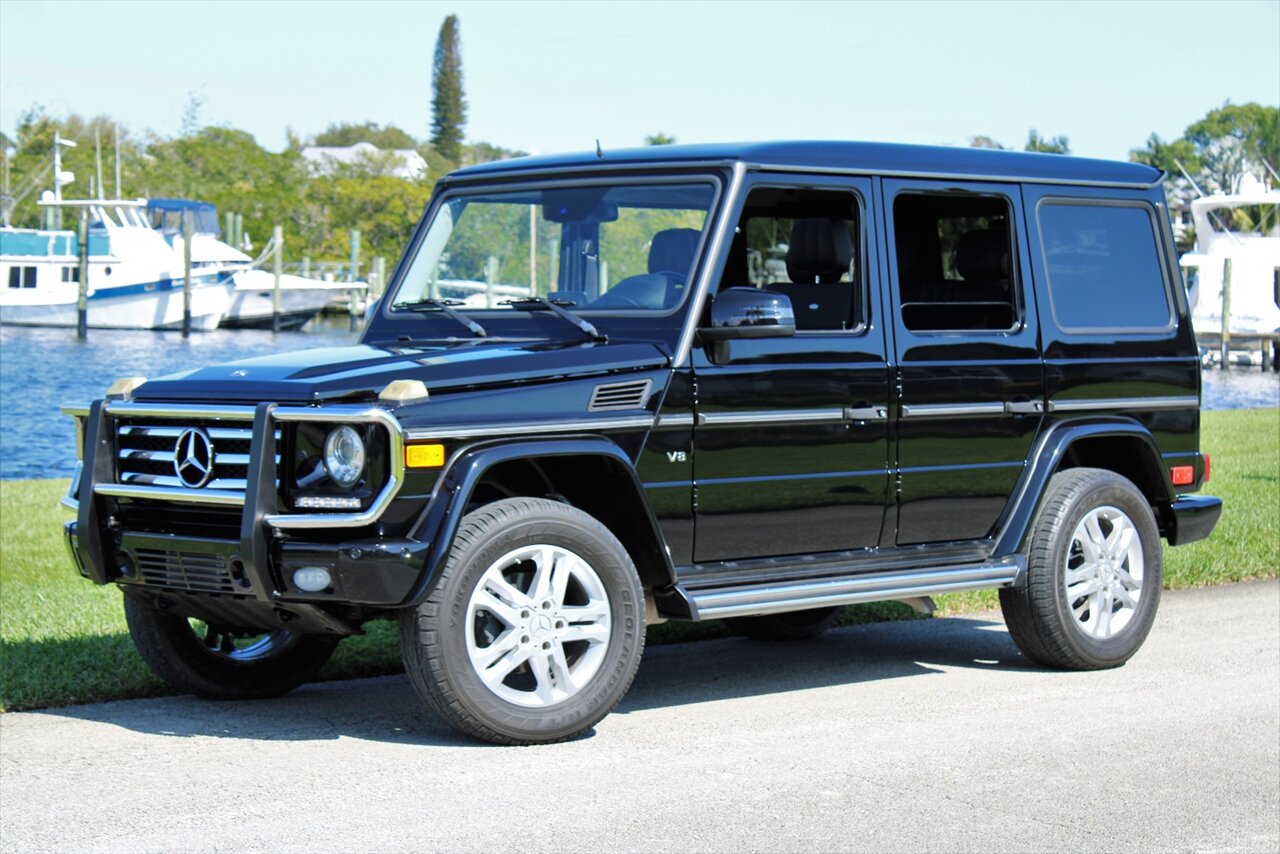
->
<box><xmin>992</xmin><ymin>417</ymin><xmax>1176</xmax><ymax>558</ymax></box>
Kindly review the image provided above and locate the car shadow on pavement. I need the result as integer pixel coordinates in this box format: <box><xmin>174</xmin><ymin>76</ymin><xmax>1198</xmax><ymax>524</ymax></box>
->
<box><xmin>34</xmin><ymin>614</ymin><xmax>1032</xmax><ymax>747</ymax></box>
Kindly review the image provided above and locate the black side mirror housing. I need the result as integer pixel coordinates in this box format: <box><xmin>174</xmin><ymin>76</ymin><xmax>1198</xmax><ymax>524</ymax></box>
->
<box><xmin>700</xmin><ymin>287</ymin><xmax>796</xmax><ymax>341</ymax></box>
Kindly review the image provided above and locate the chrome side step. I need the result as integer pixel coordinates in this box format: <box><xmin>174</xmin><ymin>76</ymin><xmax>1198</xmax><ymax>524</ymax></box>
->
<box><xmin>680</xmin><ymin>558</ymin><xmax>1024</xmax><ymax>620</ymax></box>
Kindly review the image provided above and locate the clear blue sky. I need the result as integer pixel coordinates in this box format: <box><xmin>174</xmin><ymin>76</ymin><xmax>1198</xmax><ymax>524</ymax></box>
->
<box><xmin>1</xmin><ymin>0</ymin><xmax>1277</xmax><ymax>161</ymax></box>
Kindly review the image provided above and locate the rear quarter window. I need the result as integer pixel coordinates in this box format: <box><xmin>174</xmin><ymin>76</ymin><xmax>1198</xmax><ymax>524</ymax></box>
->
<box><xmin>1037</xmin><ymin>201</ymin><xmax>1172</xmax><ymax>332</ymax></box>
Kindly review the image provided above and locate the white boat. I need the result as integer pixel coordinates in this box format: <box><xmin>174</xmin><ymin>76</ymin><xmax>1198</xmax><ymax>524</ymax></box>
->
<box><xmin>147</xmin><ymin>198</ymin><xmax>362</xmax><ymax>329</ymax></box>
<box><xmin>1</xmin><ymin>199</ymin><xmax>233</xmax><ymax>330</ymax></box>
<box><xmin>1179</xmin><ymin>177</ymin><xmax>1280</xmax><ymax>364</ymax></box>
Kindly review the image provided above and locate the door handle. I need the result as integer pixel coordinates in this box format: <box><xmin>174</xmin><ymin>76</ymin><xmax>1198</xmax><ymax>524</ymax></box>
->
<box><xmin>1004</xmin><ymin>399</ymin><xmax>1046</xmax><ymax>415</ymax></box>
<box><xmin>844</xmin><ymin>405</ymin><xmax>888</xmax><ymax>421</ymax></box>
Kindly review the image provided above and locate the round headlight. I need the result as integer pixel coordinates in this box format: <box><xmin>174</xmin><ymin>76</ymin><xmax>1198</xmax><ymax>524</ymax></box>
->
<box><xmin>323</xmin><ymin>425</ymin><xmax>365</xmax><ymax>488</ymax></box>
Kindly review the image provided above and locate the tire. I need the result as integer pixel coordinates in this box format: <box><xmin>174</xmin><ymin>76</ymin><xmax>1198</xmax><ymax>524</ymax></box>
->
<box><xmin>122</xmin><ymin>594</ymin><xmax>340</xmax><ymax>699</ymax></box>
<box><xmin>999</xmin><ymin>467</ymin><xmax>1163</xmax><ymax>670</ymax></box>
<box><xmin>725</xmin><ymin>606</ymin><xmax>842</xmax><ymax>641</ymax></box>
<box><xmin>399</xmin><ymin>497</ymin><xmax>645</xmax><ymax>745</ymax></box>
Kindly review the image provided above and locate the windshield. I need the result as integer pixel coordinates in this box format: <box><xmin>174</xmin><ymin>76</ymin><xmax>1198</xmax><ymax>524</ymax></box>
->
<box><xmin>390</xmin><ymin>181</ymin><xmax>716</xmax><ymax>312</ymax></box>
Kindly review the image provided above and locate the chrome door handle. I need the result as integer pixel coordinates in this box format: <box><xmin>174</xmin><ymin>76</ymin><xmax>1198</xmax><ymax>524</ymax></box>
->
<box><xmin>844</xmin><ymin>405</ymin><xmax>888</xmax><ymax>421</ymax></box>
<box><xmin>1004</xmin><ymin>399</ymin><xmax>1046</xmax><ymax>415</ymax></box>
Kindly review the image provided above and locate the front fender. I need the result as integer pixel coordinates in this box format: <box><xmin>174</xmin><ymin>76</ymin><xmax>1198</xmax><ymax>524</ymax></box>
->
<box><xmin>992</xmin><ymin>417</ymin><xmax>1176</xmax><ymax>558</ymax></box>
<box><xmin>402</xmin><ymin>436</ymin><xmax>677</xmax><ymax>607</ymax></box>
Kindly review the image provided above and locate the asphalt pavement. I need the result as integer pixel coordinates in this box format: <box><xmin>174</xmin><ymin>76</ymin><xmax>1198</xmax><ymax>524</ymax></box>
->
<box><xmin>2</xmin><ymin>580</ymin><xmax>1277</xmax><ymax>853</ymax></box>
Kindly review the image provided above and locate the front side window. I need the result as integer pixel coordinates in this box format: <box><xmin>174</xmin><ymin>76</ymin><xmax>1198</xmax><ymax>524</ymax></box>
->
<box><xmin>390</xmin><ymin>182</ymin><xmax>715</xmax><ymax>312</ymax></box>
<box><xmin>1038</xmin><ymin>201</ymin><xmax>1172</xmax><ymax>331</ymax></box>
<box><xmin>716</xmin><ymin>185</ymin><xmax>864</xmax><ymax>331</ymax></box>
<box><xmin>893</xmin><ymin>194</ymin><xmax>1018</xmax><ymax>332</ymax></box>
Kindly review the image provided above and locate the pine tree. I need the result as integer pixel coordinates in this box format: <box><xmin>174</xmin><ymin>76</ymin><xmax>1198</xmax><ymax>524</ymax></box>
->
<box><xmin>430</xmin><ymin>15</ymin><xmax>467</xmax><ymax>164</ymax></box>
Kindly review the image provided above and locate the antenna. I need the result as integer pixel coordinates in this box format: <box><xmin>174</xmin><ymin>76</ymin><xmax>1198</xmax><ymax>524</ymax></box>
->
<box><xmin>596</xmin><ymin>139</ymin><xmax>604</xmax><ymax>160</ymax></box>
<box><xmin>1173</xmin><ymin>158</ymin><xmax>1205</xmax><ymax>198</ymax></box>
<box><xmin>114</xmin><ymin>125</ymin><xmax>122</xmax><ymax>198</ymax></box>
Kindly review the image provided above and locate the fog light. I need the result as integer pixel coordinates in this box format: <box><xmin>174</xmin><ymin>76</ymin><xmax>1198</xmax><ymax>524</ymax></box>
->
<box><xmin>296</xmin><ymin>495</ymin><xmax>362</xmax><ymax>509</ymax></box>
<box><xmin>293</xmin><ymin>566</ymin><xmax>332</xmax><ymax>592</ymax></box>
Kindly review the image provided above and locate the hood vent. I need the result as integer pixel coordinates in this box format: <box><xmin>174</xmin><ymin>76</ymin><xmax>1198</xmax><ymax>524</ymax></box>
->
<box><xmin>589</xmin><ymin>379</ymin><xmax>653</xmax><ymax>412</ymax></box>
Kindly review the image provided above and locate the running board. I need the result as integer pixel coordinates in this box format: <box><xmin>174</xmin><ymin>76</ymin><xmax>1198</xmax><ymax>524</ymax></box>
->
<box><xmin>676</xmin><ymin>558</ymin><xmax>1024</xmax><ymax>621</ymax></box>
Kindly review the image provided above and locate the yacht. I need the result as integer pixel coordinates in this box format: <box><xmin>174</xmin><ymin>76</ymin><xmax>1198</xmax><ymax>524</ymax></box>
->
<box><xmin>1179</xmin><ymin>177</ymin><xmax>1280</xmax><ymax>365</ymax></box>
<box><xmin>147</xmin><ymin>198</ymin><xmax>360</xmax><ymax>329</ymax></box>
<box><xmin>1</xmin><ymin>198</ymin><xmax>232</xmax><ymax>330</ymax></box>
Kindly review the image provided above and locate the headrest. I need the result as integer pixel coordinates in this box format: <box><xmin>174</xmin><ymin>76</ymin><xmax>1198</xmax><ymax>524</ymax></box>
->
<box><xmin>955</xmin><ymin>229</ymin><xmax>1009</xmax><ymax>283</ymax></box>
<box><xmin>786</xmin><ymin>218</ymin><xmax>853</xmax><ymax>284</ymax></box>
<box><xmin>648</xmin><ymin>228</ymin><xmax>701</xmax><ymax>277</ymax></box>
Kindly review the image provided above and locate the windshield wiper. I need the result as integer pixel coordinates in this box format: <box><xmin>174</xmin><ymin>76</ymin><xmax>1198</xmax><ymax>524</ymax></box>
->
<box><xmin>503</xmin><ymin>297</ymin><xmax>605</xmax><ymax>342</ymax></box>
<box><xmin>391</xmin><ymin>298</ymin><xmax>488</xmax><ymax>338</ymax></box>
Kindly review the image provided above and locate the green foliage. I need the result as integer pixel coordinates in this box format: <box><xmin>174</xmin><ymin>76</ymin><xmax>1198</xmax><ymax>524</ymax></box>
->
<box><xmin>314</xmin><ymin>122</ymin><xmax>418</xmax><ymax>150</ymax></box>
<box><xmin>144</xmin><ymin>126</ymin><xmax>309</xmax><ymax>257</ymax></box>
<box><xmin>430</xmin><ymin>14</ymin><xmax>467</xmax><ymax>163</ymax></box>
<box><xmin>1131</xmin><ymin>102</ymin><xmax>1279</xmax><ymax>197</ymax></box>
<box><xmin>645</xmin><ymin>132</ymin><xmax>677</xmax><ymax>146</ymax></box>
<box><xmin>1024</xmin><ymin>129</ymin><xmax>1070</xmax><ymax>154</ymax></box>
<box><xmin>301</xmin><ymin>174</ymin><xmax>433</xmax><ymax>264</ymax></box>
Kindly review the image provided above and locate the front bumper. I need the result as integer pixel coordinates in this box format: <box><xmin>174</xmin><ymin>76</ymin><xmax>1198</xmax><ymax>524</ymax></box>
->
<box><xmin>65</xmin><ymin>398</ymin><xmax>426</xmax><ymax>626</ymax></box>
<box><xmin>1166</xmin><ymin>494</ymin><xmax>1224</xmax><ymax>546</ymax></box>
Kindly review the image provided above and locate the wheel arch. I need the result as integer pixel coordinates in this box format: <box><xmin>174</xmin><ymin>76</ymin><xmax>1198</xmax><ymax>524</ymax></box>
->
<box><xmin>993</xmin><ymin>418</ymin><xmax>1176</xmax><ymax>557</ymax></box>
<box><xmin>404</xmin><ymin>437</ymin><xmax>677</xmax><ymax>607</ymax></box>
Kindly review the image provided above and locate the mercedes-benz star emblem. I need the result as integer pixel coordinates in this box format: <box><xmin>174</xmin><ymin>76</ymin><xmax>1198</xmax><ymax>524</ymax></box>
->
<box><xmin>173</xmin><ymin>428</ymin><xmax>214</xmax><ymax>488</ymax></box>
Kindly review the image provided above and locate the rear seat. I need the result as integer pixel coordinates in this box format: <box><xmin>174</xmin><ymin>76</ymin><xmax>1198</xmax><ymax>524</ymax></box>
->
<box><xmin>902</xmin><ymin>228</ymin><xmax>1015</xmax><ymax>330</ymax></box>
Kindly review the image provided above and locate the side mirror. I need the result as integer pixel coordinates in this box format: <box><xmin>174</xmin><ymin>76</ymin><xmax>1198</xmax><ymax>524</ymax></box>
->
<box><xmin>699</xmin><ymin>287</ymin><xmax>795</xmax><ymax>342</ymax></box>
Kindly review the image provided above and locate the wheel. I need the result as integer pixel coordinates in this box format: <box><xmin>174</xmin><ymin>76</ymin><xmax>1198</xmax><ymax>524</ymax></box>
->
<box><xmin>999</xmin><ymin>467</ymin><xmax>1163</xmax><ymax>670</ymax></box>
<box><xmin>725</xmin><ymin>606</ymin><xmax>842</xmax><ymax>641</ymax></box>
<box><xmin>122</xmin><ymin>594</ymin><xmax>340</xmax><ymax>699</ymax></box>
<box><xmin>399</xmin><ymin>497</ymin><xmax>645</xmax><ymax>745</ymax></box>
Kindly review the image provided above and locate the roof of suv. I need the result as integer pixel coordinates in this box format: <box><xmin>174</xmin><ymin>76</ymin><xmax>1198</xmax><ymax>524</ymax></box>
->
<box><xmin>448</xmin><ymin>140</ymin><xmax>1162</xmax><ymax>188</ymax></box>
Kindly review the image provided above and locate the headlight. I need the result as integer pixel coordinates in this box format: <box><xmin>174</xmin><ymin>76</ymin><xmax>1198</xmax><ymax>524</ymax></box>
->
<box><xmin>323</xmin><ymin>425</ymin><xmax>366</xmax><ymax>488</ymax></box>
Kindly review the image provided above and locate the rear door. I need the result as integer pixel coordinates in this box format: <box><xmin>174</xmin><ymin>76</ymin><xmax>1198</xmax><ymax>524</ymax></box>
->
<box><xmin>881</xmin><ymin>178</ymin><xmax>1045</xmax><ymax>545</ymax></box>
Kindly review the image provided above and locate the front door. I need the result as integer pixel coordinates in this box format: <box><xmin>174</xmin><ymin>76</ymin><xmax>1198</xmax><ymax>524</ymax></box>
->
<box><xmin>691</xmin><ymin>176</ymin><xmax>890</xmax><ymax>563</ymax></box>
<box><xmin>881</xmin><ymin>178</ymin><xmax>1045</xmax><ymax>545</ymax></box>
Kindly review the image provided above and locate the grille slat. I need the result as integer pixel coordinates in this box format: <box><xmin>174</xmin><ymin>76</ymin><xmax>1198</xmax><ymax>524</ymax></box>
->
<box><xmin>115</xmin><ymin>419</ymin><xmax>275</xmax><ymax>496</ymax></box>
<box><xmin>133</xmin><ymin>547</ymin><xmax>238</xmax><ymax>595</ymax></box>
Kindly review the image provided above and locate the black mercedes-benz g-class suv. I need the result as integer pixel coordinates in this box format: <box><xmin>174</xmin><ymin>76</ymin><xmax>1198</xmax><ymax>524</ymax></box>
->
<box><xmin>61</xmin><ymin>141</ymin><xmax>1222</xmax><ymax>744</ymax></box>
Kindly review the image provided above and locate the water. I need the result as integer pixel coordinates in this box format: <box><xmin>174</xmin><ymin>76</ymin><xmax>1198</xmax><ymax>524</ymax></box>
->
<box><xmin>1</xmin><ymin>319</ymin><xmax>361</xmax><ymax>480</ymax></box>
<box><xmin>2</xmin><ymin>323</ymin><xmax>1277</xmax><ymax>480</ymax></box>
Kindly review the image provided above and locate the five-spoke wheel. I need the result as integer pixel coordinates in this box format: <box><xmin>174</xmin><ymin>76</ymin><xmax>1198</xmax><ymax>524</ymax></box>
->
<box><xmin>400</xmin><ymin>497</ymin><xmax>645</xmax><ymax>745</ymax></box>
<box><xmin>1000</xmin><ymin>467</ymin><xmax>1162</xmax><ymax>670</ymax></box>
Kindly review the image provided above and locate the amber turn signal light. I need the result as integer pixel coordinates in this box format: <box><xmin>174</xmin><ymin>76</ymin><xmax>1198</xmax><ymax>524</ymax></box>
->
<box><xmin>405</xmin><ymin>443</ymin><xmax>446</xmax><ymax>468</ymax></box>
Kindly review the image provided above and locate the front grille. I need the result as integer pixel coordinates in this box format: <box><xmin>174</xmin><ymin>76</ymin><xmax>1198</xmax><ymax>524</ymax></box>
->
<box><xmin>114</xmin><ymin>420</ymin><xmax>277</xmax><ymax>492</ymax></box>
<box><xmin>132</xmin><ymin>547</ymin><xmax>243</xmax><ymax>595</ymax></box>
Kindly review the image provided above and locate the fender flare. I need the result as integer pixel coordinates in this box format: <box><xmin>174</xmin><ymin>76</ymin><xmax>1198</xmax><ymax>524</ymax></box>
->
<box><xmin>401</xmin><ymin>436</ymin><xmax>678</xmax><ymax>607</ymax></box>
<box><xmin>991</xmin><ymin>416</ymin><xmax>1175</xmax><ymax>558</ymax></box>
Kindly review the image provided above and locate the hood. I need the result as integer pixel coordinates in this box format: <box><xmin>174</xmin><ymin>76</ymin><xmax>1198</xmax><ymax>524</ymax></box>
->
<box><xmin>132</xmin><ymin>339</ymin><xmax>671</xmax><ymax>403</ymax></box>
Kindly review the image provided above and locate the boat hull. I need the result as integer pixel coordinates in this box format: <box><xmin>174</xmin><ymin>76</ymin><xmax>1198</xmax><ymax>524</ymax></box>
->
<box><xmin>221</xmin><ymin>270</ymin><xmax>356</xmax><ymax>329</ymax></box>
<box><xmin>0</xmin><ymin>280</ymin><xmax>232</xmax><ymax>331</ymax></box>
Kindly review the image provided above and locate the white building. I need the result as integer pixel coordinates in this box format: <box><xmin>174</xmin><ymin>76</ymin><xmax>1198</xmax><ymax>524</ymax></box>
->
<box><xmin>300</xmin><ymin>141</ymin><xmax>428</xmax><ymax>180</ymax></box>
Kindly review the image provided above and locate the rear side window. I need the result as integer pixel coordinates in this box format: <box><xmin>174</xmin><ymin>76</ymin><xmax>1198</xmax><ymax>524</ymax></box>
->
<box><xmin>1038</xmin><ymin>202</ymin><xmax>1172</xmax><ymax>331</ymax></box>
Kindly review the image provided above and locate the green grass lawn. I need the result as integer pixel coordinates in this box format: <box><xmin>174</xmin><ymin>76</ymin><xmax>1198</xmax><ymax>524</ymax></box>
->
<box><xmin>2</xmin><ymin>408</ymin><xmax>1276</xmax><ymax>711</ymax></box>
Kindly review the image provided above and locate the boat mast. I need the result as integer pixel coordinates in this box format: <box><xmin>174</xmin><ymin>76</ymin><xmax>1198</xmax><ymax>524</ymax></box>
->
<box><xmin>52</xmin><ymin>132</ymin><xmax>77</xmax><ymax>229</ymax></box>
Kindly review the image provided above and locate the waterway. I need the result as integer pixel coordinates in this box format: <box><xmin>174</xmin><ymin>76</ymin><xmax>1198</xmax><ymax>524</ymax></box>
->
<box><xmin>1</xmin><ymin>323</ymin><xmax>1277</xmax><ymax>480</ymax></box>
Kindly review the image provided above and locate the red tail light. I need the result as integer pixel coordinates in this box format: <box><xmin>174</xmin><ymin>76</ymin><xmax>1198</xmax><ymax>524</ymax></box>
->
<box><xmin>1202</xmin><ymin>454</ymin><xmax>1211</xmax><ymax>483</ymax></box>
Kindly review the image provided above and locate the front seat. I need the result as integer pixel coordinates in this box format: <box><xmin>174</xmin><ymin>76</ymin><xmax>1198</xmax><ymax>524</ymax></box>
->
<box><xmin>766</xmin><ymin>218</ymin><xmax>855</xmax><ymax>330</ymax></box>
<box><xmin>588</xmin><ymin>228</ymin><xmax>701</xmax><ymax>309</ymax></box>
